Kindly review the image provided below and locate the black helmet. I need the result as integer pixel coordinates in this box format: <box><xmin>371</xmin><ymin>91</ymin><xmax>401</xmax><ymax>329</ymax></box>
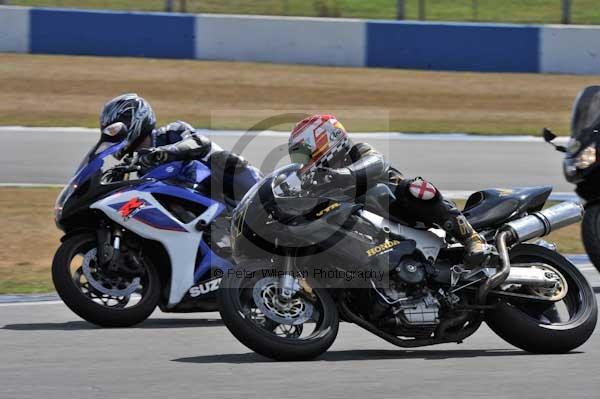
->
<box><xmin>100</xmin><ymin>93</ymin><xmax>156</xmax><ymax>159</ymax></box>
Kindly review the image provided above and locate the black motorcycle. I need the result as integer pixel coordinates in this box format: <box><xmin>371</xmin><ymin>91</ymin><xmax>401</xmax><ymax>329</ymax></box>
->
<box><xmin>544</xmin><ymin>85</ymin><xmax>600</xmax><ymax>273</ymax></box>
<box><xmin>218</xmin><ymin>164</ymin><xmax>597</xmax><ymax>360</ymax></box>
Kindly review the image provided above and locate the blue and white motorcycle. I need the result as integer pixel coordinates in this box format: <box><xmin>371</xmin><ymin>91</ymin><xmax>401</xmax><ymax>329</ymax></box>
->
<box><xmin>52</xmin><ymin>123</ymin><xmax>261</xmax><ymax>327</ymax></box>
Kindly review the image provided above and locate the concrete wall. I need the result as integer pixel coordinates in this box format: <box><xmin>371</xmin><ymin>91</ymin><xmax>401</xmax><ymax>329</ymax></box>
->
<box><xmin>196</xmin><ymin>14</ymin><xmax>366</xmax><ymax>67</ymax></box>
<box><xmin>3</xmin><ymin>6</ymin><xmax>600</xmax><ymax>74</ymax></box>
<box><xmin>540</xmin><ymin>25</ymin><xmax>600</xmax><ymax>74</ymax></box>
<box><xmin>0</xmin><ymin>6</ymin><xmax>29</xmax><ymax>53</ymax></box>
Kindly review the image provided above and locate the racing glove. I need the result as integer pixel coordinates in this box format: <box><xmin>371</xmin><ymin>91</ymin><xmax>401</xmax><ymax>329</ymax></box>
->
<box><xmin>138</xmin><ymin>148</ymin><xmax>171</xmax><ymax>168</ymax></box>
<box><xmin>302</xmin><ymin>167</ymin><xmax>355</xmax><ymax>190</ymax></box>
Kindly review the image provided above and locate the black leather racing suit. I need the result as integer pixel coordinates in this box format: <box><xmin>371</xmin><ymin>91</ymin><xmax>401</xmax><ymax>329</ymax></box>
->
<box><xmin>325</xmin><ymin>142</ymin><xmax>486</xmax><ymax>261</ymax></box>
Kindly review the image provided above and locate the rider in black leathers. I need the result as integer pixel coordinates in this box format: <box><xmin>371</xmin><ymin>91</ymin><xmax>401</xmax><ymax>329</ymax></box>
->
<box><xmin>288</xmin><ymin>114</ymin><xmax>492</xmax><ymax>267</ymax></box>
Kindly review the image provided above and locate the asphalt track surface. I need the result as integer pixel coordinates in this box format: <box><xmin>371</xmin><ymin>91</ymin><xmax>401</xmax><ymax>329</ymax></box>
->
<box><xmin>0</xmin><ymin>259</ymin><xmax>599</xmax><ymax>399</ymax></box>
<box><xmin>1</xmin><ymin>296</ymin><xmax>599</xmax><ymax>399</ymax></box>
<box><xmin>0</xmin><ymin>127</ymin><xmax>572</xmax><ymax>192</ymax></box>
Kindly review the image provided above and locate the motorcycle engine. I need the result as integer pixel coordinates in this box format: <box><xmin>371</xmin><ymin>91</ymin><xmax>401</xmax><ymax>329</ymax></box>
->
<box><xmin>370</xmin><ymin>254</ymin><xmax>442</xmax><ymax>334</ymax></box>
<box><xmin>397</xmin><ymin>293</ymin><xmax>440</xmax><ymax>325</ymax></box>
<box><xmin>376</xmin><ymin>287</ymin><xmax>441</xmax><ymax>328</ymax></box>
<box><xmin>395</xmin><ymin>258</ymin><xmax>427</xmax><ymax>284</ymax></box>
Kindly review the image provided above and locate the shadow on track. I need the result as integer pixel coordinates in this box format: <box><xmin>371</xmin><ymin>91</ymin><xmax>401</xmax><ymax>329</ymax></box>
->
<box><xmin>2</xmin><ymin>318</ymin><xmax>223</xmax><ymax>331</ymax></box>
<box><xmin>173</xmin><ymin>348</ymin><xmax>580</xmax><ymax>364</ymax></box>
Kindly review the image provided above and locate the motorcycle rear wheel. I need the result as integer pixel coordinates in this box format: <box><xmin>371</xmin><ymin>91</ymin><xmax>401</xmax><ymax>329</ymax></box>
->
<box><xmin>52</xmin><ymin>233</ymin><xmax>161</xmax><ymax>327</ymax></box>
<box><xmin>218</xmin><ymin>263</ymin><xmax>339</xmax><ymax>361</ymax></box>
<box><xmin>485</xmin><ymin>244</ymin><xmax>597</xmax><ymax>353</ymax></box>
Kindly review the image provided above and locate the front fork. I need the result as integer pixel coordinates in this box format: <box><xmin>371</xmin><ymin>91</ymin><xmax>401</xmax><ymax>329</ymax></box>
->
<box><xmin>278</xmin><ymin>251</ymin><xmax>318</xmax><ymax>304</ymax></box>
<box><xmin>279</xmin><ymin>255</ymin><xmax>298</xmax><ymax>301</ymax></box>
<box><xmin>96</xmin><ymin>225</ymin><xmax>123</xmax><ymax>272</ymax></box>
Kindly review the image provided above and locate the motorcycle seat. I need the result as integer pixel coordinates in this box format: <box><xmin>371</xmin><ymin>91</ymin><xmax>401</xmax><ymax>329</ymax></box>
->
<box><xmin>462</xmin><ymin>186</ymin><xmax>552</xmax><ymax>231</ymax></box>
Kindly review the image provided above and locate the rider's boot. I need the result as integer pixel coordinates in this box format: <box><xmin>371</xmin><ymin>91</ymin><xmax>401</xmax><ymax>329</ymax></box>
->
<box><xmin>444</xmin><ymin>214</ymin><xmax>494</xmax><ymax>267</ymax></box>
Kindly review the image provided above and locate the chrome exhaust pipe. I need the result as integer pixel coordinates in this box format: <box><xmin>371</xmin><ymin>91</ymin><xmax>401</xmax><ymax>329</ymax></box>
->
<box><xmin>477</xmin><ymin>201</ymin><xmax>582</xmax><ymax>304</ymax></box>
<box><xmin>477</xmin><ymin>230</ymin><xmax>512</xmax><ymax>304</ymax></box>
<box><xmin>504</xmin><ymin>201</ymin><xmax>583</xmax><ymax>244</ymax></box>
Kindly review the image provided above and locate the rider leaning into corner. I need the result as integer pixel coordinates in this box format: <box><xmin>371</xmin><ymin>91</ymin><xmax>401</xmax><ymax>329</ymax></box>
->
<box><xmin>287</xmin><ymin>114</ymin><xmax>493</xmax><ymax>267</ymax></box>
<box><xmin>100</xmin><ymin>93</ymin><xmax>261</xmax><ymax>203</ymax></box>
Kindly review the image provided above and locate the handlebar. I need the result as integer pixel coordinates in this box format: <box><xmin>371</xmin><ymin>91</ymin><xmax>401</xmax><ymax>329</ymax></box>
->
<box><xmin>112</xmin><ymin>163</ymin><xmax>142</xmax><ymax>174</ymax></box>
<box><xmin>273</xmin><ymin>170</ymin><xmax>352</xmax><ymax>201</ymax></box>
<box><xmin>302</xmin><ymin>169</ymin><xmax>336</xmax><ymax>188</ymax></box>
<box><xmin>116</xmin><ymin>152</ymin><xmax>146</xmax><ymax>172</ymax></box>
<box><xmin>102</xmin><ymin>155</ymin><xmax>142</xmax><ymax>183</ymax></box>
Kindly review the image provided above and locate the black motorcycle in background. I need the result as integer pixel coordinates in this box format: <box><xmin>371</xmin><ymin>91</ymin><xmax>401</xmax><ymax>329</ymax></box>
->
<box><xmin>544</xmin><ymin>85</ymin><xmax>600</xmax><ymax>272</ymax></box>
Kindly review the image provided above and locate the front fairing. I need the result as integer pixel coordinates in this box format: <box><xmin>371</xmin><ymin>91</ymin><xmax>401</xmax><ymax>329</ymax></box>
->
<box><xmin>231</xmin><ymin>164</ymin><xmax>358</xmax><ymax>258</ymax></box>
<box><xmin>141</xmin><ymin>160</ymin><xmax>211</xmax><ymax>185</ymax></box>
<box><xmin>54</xmin><ymin>140</ymin><xmax>127</xmax><ymax>229</ymax></box>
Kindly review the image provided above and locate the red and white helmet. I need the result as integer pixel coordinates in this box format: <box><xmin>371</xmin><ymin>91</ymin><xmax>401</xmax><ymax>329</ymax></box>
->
<box><xmin>288</xmin><ymin>114</ymin><xmax>351</xmax><ymax>173</ymax></box>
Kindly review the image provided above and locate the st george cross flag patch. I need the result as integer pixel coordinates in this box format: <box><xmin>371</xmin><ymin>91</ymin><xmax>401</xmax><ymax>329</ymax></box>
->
<box><xmin>409</xmin><ymin>178</ymin><xmax>437</xmax><ymax>200</ymax></box>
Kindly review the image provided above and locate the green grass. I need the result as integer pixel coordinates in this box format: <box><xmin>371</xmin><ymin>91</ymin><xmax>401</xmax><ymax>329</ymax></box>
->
<box><xmin>0</xmin><ymin>187</ymin><xmax>62</xmax><ymax>294</ymax></box>
<box><xmin>4</xmin><ymin>53</ymin><xmax>600</xmax><ymax>136</ymax></box>
<box><xmin>7</xmin><ymin>0</ymin><xmax>600</xmax><ymax>25</ymax></box>
<box><xmin>0</xmin><ymin>279</ymin><xmax>54</xmax><ymax>294</ymax></box>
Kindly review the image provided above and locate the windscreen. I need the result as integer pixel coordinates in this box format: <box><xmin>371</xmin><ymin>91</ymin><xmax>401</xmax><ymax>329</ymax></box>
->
<box><xmin>74</xmin><ymin>141</ymin><xmax>115</xmax><ymax>174</ymax></box>
<box><xmin>571</xmin><ymin>86</ymin><xmax>600</xmax><ymax>139</ymax></box>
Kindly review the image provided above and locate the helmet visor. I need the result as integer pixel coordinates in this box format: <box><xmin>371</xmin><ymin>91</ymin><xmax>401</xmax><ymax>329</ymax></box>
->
<box><xmin>289</xmin><ymin>141</ymin><xmax>312</xmax><ymax>165</ymax></box>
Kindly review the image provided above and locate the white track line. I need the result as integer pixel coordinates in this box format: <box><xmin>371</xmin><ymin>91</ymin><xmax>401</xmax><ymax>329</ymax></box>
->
<box><xmin>0</xmin><ymin>183</ymin><xmax>64</xmax><ymax>188</ymax></box>
<box><xmin>0</xmin><ymin>300</ymin><xmax>63</xmax><ymax>307</ymax></box>
<box><xmin>0</xmin><ymin>126</ymin><xmax>570</xmax><ymax>144</ymax></box>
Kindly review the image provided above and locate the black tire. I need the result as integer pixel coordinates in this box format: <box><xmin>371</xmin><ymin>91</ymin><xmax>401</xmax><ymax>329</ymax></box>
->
<box><xmin>218</xmin><ymin>264</ymin><xmax>339</xmax><ymax>361</ymax></box>
<box><xmin>52</xmin><ymin>233</ymin><xmax>161</xmax><ymax>327</ymax></box>
<box><xmin>486</xmin><ymin>244</ymin><xmax>597</xmax><ymax>353</ymax></box>
<box><xmin>582</xmin><ymin>204</ymin><xmax>600</xmax><ymax>273</ymax></box>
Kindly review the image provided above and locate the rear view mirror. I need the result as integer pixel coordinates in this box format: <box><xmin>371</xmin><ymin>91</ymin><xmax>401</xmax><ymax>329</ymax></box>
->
<box><xmin>542</xmin><ymin>128</ymin><xmax>567</xmax><ymax>153</ymax></box>
<box><xmin>543</xmin><ymin>128</ymin><xmax>557</xmax><ymax>143</ymax></box>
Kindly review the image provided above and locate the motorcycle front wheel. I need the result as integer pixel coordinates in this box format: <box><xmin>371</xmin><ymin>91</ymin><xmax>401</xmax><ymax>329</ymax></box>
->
<box><xmin>218</xmin><ymin>263</ymin><xmax>339</xmax><ymax>361</ymax></box>
<box><xmin>52</xmin><ymin>233</ymin><xmax>161</xmax><ymax>327</ymax></box>
<box><xmin>485</xmin><ymin>244</ymin><xmax>597</xmax><ymax>353</ymax></box>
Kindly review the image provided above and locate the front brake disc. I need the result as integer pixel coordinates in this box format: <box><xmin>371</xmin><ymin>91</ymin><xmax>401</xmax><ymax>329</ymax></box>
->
<box><xmin>252</xmin><ymin>277</ymin><xmax>314</xmax><ymax>326</ymax></box>
<box><xmin>81</xmin><ymin>248</ymin><xmax>141</xmax><ymax>297</ymax></box>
